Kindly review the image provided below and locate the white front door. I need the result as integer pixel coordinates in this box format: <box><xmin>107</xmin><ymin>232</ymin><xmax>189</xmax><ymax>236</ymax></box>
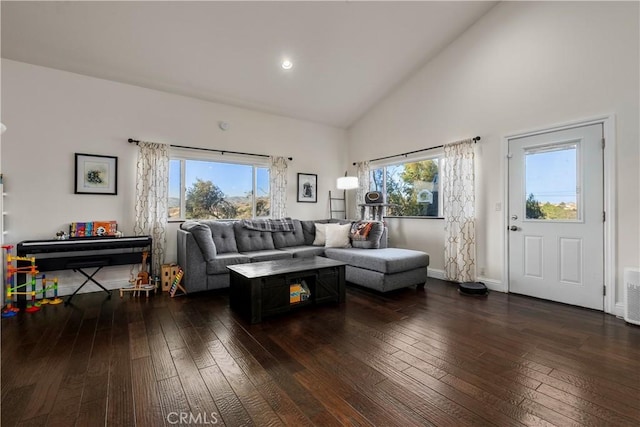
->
<box><xmin>508</xmin><ymin>124</ymin><xmax>604</xmax><ymax>310</ymax></box>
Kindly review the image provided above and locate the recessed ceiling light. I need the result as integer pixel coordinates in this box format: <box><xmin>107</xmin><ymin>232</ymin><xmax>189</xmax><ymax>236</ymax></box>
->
<box><xmin>281</xmin><ymin>60</ymin><xmax>293</xmax><ymax>70</ymax></box>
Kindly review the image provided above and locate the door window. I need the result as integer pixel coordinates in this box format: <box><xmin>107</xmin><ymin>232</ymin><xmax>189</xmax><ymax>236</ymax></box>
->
<box><xmin>524</xmin><ymin>142</ymin><xmax>580</xmax><ymax>221</ymax></box>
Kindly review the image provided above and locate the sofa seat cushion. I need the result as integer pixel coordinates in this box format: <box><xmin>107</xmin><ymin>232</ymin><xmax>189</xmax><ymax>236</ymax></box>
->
<box><xmin>240</xmin><ymin>250</ymin><xmax>293</xmax><ymax>262</ymax></box>
<box><xmin>278</xmin><ymin>245</ymin><xmax>326</xmax><ymax>258</ymax></box>
<box><xmin>206</xmin><ymin>253</ymin><xmax>251</xmax><ymax>275</ymax></box>
<box><xmin>234</xmin><ymin>222</ymin><xmax>276</xmax><ymax>252</ymax></box>
<box><xmin>272</xmin><ymin>220</ymin><xmax>305</xmax><ymax>248</ymax></box>
<box><xmin>324</xmin><ymin>248</ymin><xmax>429</xmax><ymax>274</ymax></box>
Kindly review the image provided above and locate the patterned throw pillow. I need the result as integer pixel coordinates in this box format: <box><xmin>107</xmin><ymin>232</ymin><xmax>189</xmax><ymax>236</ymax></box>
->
<box><xmin>350</xmin><ymin>221</ymin><xmax>374</xmax><ymax>241</ymax></box>
<box><xmin>349</xmin><ymin>221</ymin><xmax>384</xmax><ymax>249</ymax></box>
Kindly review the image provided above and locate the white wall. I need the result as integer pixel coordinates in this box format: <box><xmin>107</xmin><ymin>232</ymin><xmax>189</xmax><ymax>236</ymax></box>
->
<box><xmin>348</xmin><ymin>2</ymin><xmax>639</xmax><ymax>306</ymax></box>
<box><xmin>1</xmin><ymin>60</ymin><xmax>346</xmax><ymax>294</ymax></box>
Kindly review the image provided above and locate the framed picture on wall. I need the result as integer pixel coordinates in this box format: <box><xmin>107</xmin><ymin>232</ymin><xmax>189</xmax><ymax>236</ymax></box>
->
<box><xmin>74</xmin><ymin>153</ymin><xmax>118</xmax><ymax>195</ymax></box>
<box><xmin>297</xmin><ymin>173</ymin><xmax>317</xmax><ymax>203</ymax></box>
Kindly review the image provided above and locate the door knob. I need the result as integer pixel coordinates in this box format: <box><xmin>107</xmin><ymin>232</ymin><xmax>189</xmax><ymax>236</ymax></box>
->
<box><xmin>509</xmin><ymin>225</ymin><xmax>518</xmax><ymax>231</ymax></box>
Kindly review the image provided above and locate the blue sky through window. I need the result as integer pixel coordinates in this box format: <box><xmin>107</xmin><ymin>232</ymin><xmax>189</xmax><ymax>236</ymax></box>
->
<box><xmin>525</xmin><ymin>146</ymin><xmax>577</xmax><ymax>204</ymax></box>
<box><xmin>169</xmin><ymin>160</ymin><xmax>270</xmax><ymax>199</ymax></box>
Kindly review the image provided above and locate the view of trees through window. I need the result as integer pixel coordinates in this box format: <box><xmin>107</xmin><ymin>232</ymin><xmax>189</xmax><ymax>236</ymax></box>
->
<box><xmin>370</xmin><ymin>158</ymin><xmax>441</xmax><ymax>217</ymax></box>
<box><xmin>526</xmin><ymin>193</ymin><xmax>578</xmax><ymax>220</ymax></box>
<box><xmin>169</xmin><ymin>159</ymin><xmax>269</xmax><ymax>220</ymax></box>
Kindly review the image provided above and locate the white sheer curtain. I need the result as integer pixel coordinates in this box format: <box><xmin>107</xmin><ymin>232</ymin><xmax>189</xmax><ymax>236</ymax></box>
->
<box><xmin>134</xmin><ymin>141</ymin><xmax>169</xmax><ymax>276</ymax></box>
<box><xmin>270</xmin><ymin>156</ymin><xmax>288</xmax><ymax>218</ymax></box>
<box><xmin>443</xmin><ymin>139</ymin><xmax>476</xmax><ymax>282</ymax></box>
<box><xmin>354</xmin><ymin>161</ymin><xmax>370</xmax><ymax>219</ymax></box>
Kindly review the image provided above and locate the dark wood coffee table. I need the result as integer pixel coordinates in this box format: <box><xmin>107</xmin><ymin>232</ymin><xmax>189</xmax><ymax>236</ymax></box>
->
<box><xmin>228</xmin><ymin>256</ymin><xmax>346</xmax><ymax>323</ymax></box>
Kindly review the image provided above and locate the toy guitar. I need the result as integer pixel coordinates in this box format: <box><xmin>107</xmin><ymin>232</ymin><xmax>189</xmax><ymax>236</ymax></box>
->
<box><xmin>137</xmin><ymin>251</ymin><xmax>150</xmax><ymax>285</ymax></box>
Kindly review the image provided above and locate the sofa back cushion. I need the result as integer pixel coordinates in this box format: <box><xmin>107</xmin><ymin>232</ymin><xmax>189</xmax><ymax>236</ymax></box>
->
<box><xmin>180</xmin><ymin>221</ymin><xmax>218</xmax><ymax>260</ymax></box>
<box><xmin>234</xmin><ymin>222</ymin><xmax>276</xmax><ymax>252</ymax></box>
<box><xmin>272</xmin><ymin>220</ymin><xmax>305</xmax><ymax>248</ymax></box>
<box><xmin>201</xmin><ymin>220</ymin><xmax>239</xmax><ymax>254</ymax></box>
<box><xmin>301</xmin><ymin>220</ymin><xmax>324</xmax><ymax>245</ymax></box>
<box><xmin>349</xmin><ymin>220</ymin><xmax>385</xmax><ymax>249</ymax></box>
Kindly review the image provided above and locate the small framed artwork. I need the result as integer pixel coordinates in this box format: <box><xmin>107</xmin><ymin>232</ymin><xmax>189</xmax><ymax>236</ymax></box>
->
<box><xmin>74</xmin><ymin>153</ymin><xmax>118</xmax><ymax>195</ymax></box>
<box><xmin>297</xmin><ymin>173</ymin><xmax>317</xmax><ymax>203</ymax></box>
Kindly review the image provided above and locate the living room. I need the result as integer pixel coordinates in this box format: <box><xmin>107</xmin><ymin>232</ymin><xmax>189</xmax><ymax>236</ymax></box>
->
<box><xmin>1</xmin><ymin>1</ymin><xmax>639</xmax><ymax>426</ymax></box>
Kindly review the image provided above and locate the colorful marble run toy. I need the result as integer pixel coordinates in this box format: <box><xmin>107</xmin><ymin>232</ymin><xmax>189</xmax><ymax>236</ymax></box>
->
<box><xmin>2</xmin><ymin>245</ymin><xmax>62</xmax><ymax>318</ymax></box>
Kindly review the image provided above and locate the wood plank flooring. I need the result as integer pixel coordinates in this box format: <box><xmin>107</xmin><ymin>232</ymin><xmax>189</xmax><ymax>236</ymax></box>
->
<box><xmin>2</xmin><ymin>279</ymin><xmax>639</xmax><ymax>426</ymax></box>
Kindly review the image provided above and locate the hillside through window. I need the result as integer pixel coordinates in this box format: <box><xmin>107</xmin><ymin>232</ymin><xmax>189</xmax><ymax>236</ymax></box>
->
<box><xmin>169</xmin><ymin>157</ymin><xmax>270</xmax><ymax>220</ymax></box>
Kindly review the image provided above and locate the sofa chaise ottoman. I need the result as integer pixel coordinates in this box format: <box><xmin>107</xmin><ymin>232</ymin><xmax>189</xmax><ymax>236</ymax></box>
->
<box><xmin>324</xmin><ymin>247</ymin><xmax>429</xmax><ymax>292</ymax></box>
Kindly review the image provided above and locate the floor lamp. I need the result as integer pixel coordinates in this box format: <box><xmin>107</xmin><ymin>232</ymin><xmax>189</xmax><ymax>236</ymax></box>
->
<box><xmin>336</xmin><ymin>174</ymin><xmax>358</xmax><ymax>219</ymax></box>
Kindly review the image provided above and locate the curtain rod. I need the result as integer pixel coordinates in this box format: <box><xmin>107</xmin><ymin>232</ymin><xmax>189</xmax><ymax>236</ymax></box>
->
<box><xmin>127</xmin><ymin>138</ymin><xmax>293</xmax><ymax>161</ymax></box>
<box><xmin>352</xmin><ymin>136</ymin><xmax>480</xmax><ymax>165</ymax></box>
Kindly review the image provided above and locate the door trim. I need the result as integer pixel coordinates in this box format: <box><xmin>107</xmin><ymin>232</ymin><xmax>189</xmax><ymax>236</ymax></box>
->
<box><xmin>502</xmin><ymin>114</ymin><xmax>617</xmax><ymax>315</ymax></box>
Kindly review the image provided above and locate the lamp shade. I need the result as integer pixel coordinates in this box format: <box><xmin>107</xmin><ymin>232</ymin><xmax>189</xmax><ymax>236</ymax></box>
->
<box><xmin>0</xmin><ymin>123</ymin><xmax>5</xmax><ymax>134</ymax></box>
<box><xmin>337</xmin><ymin>176</ymin><xmax>358</xmax><ymax>190</ymax></box>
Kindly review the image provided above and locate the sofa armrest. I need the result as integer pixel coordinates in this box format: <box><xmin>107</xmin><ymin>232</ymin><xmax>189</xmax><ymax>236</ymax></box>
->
<box><xmin>177</xmin><ymin>228</ymin><xmax>208</xmax><ymax>293</ymax></box>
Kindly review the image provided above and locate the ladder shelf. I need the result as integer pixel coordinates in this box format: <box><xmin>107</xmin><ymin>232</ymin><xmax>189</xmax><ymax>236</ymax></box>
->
<box><xmin>329</xmin><ymin>190</ymin><xmax>346</xmax><ymax>220</ymax></box>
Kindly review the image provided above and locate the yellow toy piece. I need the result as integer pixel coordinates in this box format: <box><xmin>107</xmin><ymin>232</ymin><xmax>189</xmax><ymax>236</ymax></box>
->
<box><xmin>48</xmin><ymin>278</ymin><xmax>63</xmax><ymax>304</ymax></box>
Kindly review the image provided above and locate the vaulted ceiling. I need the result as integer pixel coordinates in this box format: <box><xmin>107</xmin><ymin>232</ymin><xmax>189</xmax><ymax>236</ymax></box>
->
<box><xmin>1</xmin><ymin>1</ymin><xmax>497</xmax><ymax>128</ymax></box>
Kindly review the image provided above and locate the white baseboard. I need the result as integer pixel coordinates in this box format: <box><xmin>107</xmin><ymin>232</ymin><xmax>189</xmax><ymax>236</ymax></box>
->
<box><xmin>57</xmin><ymin>279</ymin><xmax>131</xmax><ymax>297</ymax></box>
<box><xmin>477</xmin><ymin>277</ymin><xmax>506</xmax><ymax>293</ymax></box>
<box><xmin>614</xmin><ymin>302</ymin><xmax>625</xmax><ymax>318</ymax></box>
<box><xmin>428</xmin><ymin>269</ymin><xmax>625</xmax><ymax>314</ymax></box>
<box><xmin>428</xmin><ymin>268</ymin><xmax>506</xmax><ymax>293</ymax></box>
<box><xmin>427</xmin><ymin>268</ymin><xmax>446</xmax><ymax>280</ymax></box>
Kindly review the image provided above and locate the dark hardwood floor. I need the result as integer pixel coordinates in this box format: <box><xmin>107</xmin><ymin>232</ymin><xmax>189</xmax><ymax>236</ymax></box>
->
<box><xmin>2</xmin><ymin>278</ymin><xmax>639</xmax><ymax>426</ymax></box>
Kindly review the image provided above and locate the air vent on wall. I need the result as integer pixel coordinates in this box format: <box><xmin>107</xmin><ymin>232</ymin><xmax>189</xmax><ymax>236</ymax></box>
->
<box><xmin>624</xmin><ymin>268</ymin><xmax>640</xmax><ymax>325</ymax></box>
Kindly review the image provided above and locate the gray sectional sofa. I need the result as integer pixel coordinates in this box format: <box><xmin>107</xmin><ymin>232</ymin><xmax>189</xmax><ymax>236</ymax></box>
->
<box><xmin>177</xmin><ymin>218</ymin><xmax>429</xmax><ymax>293</ymax></box>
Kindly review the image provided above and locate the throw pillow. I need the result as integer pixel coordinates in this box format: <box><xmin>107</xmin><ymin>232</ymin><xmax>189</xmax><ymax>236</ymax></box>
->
<box><xmin>312</xmin><ymin>223</ymin><xmax>328</xmax><ymax>246</ymax></box>
<box><xmin>325</xmin><ymin>223</ymin><xmax>352</xmax><ymax>248</ymax></box>
<box><xmin>350</xmin><ymin>220</ymin><xmax>384</xmax><ymax>249</ymax></box>
<box><xmin>350</xmin><ymin>221</ymin><xmax>374</xmax><ymax>241</ymax></box>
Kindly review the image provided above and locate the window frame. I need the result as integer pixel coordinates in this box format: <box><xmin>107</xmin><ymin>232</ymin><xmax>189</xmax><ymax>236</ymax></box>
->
<box><xmin>370</xmin><ymin>151</ymin><xmax>445</xmax><ymax>219</ymax></box>
<box><xmin>523</xmin><ymin>140</ymin><xmax>582</xmax><ymax>223</ymax></box>
<box><xmin>168</xmin><ymin>148</ymin><xmax>270</xmax><ymax>222</ymax></box>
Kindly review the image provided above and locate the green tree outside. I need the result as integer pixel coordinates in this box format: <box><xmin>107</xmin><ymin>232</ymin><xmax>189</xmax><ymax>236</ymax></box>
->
<box><xmin>256</xmin><ymin>197</ymin><xmax>270</xmax><ymax>217</ymax></box>
<box><xmin>526</xmin><ymin>193</ymin><xmax>545</xmax><ymax>219</ymax></box>
<box><xmin>372</xmin><ymin>160</ymin><xmax>439</xmax><ymax>216</ymax></box>
<box><xmin>185</xmin><ymin>178</ymin><xmax>237</xmax><ymax>219</ymax></box>
<box><xmin>185</xmin><ymin>179</ymin><xmax>270</xmax><ymax>220</ymax></box>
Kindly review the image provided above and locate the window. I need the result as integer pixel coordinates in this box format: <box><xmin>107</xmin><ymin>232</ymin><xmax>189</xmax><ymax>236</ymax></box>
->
<box><xmin>169</xmin><ymin>154</ymin><xmax>270</xmax><ymax>220</ymax></box>
<box><xmin>370</xmin><ymin>156</ymin><xmax>443</xmax><ymax>218</ymax></box>
<box><xmin>524</xmin><ymin>142</ymin><xmax>579</xmax><ymax>221</ymax></box>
